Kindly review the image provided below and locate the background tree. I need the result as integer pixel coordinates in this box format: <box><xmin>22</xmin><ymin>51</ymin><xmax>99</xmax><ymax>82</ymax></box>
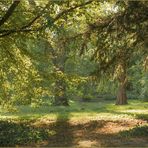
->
<box><xmin>77</xmin><ymin>0</ymin><xmax>148</xmax><ymax>105</ymax></box>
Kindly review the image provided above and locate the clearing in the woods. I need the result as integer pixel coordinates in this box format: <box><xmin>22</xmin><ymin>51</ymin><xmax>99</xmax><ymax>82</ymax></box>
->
<box><xmin>0</xmin><ymin>100</ymin><xmax>147</xmax><ymax>147</ymax></box>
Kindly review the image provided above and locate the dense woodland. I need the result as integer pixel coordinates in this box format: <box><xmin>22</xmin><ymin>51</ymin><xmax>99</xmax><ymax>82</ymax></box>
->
<box><xmin>0</xmin><ymin>0</ymin><xmax>148</xmax><ymax>147</ymax></box>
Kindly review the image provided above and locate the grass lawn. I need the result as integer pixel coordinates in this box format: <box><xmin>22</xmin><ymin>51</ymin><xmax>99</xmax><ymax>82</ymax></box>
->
<box><xmin>0</xmin><ymin>99</ymin><xmax>148</xmax><ymax>147</ymax></box>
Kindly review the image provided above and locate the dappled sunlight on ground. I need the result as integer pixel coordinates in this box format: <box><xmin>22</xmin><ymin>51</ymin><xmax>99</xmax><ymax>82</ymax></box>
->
<box><xmin>0</xmin><ymin>116</ymin><xmax>147</xmax><ymax>147</ymax></box>
<box><xmin>78</xmin><ymin>140</ymin><xmax>98</xmax><ymax>147</ymax></box>
<box><xmin>121</xmin><ymin>109</ymin><xmax>148</xmax><ymax>113</ymax></box>
<box><xmin>0</xmin><ymin>100</ymin><xmax>148</xmax><ymax>147</ymax></box>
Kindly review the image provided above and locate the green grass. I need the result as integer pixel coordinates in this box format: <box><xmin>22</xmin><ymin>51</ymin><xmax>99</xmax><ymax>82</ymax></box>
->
<box><xmin>120</xmin><ymin>125</ymin><xmax>148</xmax><ymax>137</ymax></box>
<box><xmin>0</xmin><ymin>99</ymin><xmax>147</xmax><ymax>147</ymax></box>
<box><xmin>0</xmin><ymin>99</ymin><xmax>147</xmax><ymax>121</ymax></box>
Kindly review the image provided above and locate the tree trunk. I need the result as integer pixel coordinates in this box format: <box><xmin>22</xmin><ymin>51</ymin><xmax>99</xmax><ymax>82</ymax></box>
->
<box><xmin>54</xmin><ymin>96</ymin><xmax>69</xmax><ymax>106</ymax></box>
<box><xmin>116</xmin><ymin>81</ymin><xmax>127</xmax><ymax>105</ymax></box>
<box><xmin>116</xmin><ymin>62</ymin><xmax>128</xmax><ymax>105</ymax></box>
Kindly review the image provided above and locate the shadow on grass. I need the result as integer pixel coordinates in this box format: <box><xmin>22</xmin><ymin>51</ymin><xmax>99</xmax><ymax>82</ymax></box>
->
<box><xmin>0</xmin><ymin>118</ymin><xmax>147</xmax><ymax>147</ymax></box>
<box><xmin>0</xmin><ymin>120</ymin><xmax>49</xmax><ymax>146</ymax></box>
<box><xmin>46</xmin><ymin>113</ymin><xmax>74</xmax><ymax>147</ymax></box>
<box><xmin>135</xmin><ymin>114</ymin><xmax>148</xmax><ymax>121</ymax></box>
<box><xmin>0</xmin><ymin>100</ymin><xmax>148</xmax><ymax>147</ymax></box>
<box><xmin>0</xmin><ymin>112</ymin><xmax>74</xmax><ymax>147</ymax></box>
<box><xmin>120</xmin><ymin>125</ymin><xmax>148</xmax><ymax>137</ymax></box>
<box><xmin>0</xmin><ymin>114</ymin><xmax>105</xmax><ymax>147</ymax></box>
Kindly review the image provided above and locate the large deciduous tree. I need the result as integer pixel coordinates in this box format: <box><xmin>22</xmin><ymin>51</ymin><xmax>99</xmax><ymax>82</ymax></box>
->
<box><xmin>79</xmin><ymin>0</ymin><xmax>148</xmax><ymax>105</ymax></box>
<box><xmin>0</xmin><ymin>0</ymin><xmax>94</xmax><ymax>106</ymax></box>
<box><xmin>0</xmin><ymin>0</ymin><xmax>147</xmax><ymax>106</ymax></box>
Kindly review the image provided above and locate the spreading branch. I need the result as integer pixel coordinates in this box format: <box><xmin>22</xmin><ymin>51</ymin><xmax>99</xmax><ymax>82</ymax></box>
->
<box><xmin>0</xmin><ymin>0</ymin><xmax>20</xmax><ymax>27</ymax></box>
<box><xmin>0</xmin><ymin>0</ymin><xmax>94</xmax><ymax>37</ymax></box>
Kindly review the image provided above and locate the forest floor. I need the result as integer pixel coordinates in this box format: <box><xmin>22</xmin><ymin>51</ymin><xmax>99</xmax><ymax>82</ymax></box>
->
<box><xmin>0</xmin><ymin>99</ymin><xmax>148</xmax><ymax>147</ymax></box>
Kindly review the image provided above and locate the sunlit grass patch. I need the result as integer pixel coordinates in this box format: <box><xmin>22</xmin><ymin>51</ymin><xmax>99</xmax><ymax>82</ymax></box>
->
<box><xmin>0</xmin><ymin>100</ymin><xmax>147</xmax><ymax>121</ymax></box>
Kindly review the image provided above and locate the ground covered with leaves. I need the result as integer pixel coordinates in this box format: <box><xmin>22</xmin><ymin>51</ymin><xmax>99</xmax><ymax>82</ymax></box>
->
<box><xmin>0</xmin><ymin>100</ymin><xmax>148</xmax><ymax>147</ymax></box>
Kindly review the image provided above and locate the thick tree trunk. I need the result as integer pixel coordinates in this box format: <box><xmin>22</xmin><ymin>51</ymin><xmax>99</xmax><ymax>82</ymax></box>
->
<box><xmin>116</xmin><ymin>61</ymin><xmax>128</xmax><ymax>105</ymax></box>
<box><xmin>116</xmin><ymin>82</ymin><xmax>127</xmax><ymax>105</ymax></box>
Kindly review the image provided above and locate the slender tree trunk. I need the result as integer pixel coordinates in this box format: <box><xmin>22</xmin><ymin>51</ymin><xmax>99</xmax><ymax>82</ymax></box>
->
<box><xmin>116</xmin><ymin>62</ymin><xmax>128</xmax><ymax>105</ymax></box>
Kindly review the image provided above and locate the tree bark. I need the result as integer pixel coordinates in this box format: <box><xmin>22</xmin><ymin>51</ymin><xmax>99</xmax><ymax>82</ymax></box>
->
<box><xmin>116</xmin><ymin>80</ymin><xmax>128</xmax><ymax>105</ymax></box>
<box><xmin>116</xmin><ymin>62</ymin><xmax>128</xmax><ymax>105</ymax></box>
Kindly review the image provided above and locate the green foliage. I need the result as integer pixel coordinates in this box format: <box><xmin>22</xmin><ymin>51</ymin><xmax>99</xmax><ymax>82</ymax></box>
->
<box><xmin>128</xmin><ymin>61</ymin><xmax>148</xmax><ymax>100</ymax></box>
<box><xmin>0</xmin><ymin>0</ymin><xmax>147</xmax><ymax>107</ymax></box>
<box><xmin>0</xmin><ymin>1</ymin><xmax>147</xmax><ymax>147</ymax></box>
